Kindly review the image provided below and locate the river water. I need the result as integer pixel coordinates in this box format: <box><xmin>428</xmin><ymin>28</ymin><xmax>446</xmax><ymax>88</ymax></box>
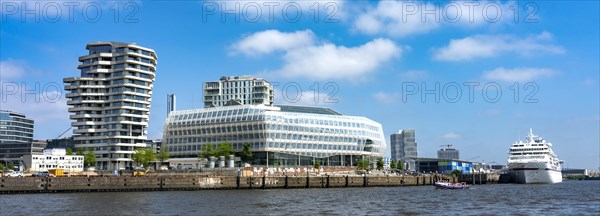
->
<box><xmin>1</xmin><ymin>180</ymin><xmax>598</xmax><ymax>215</ymax></box>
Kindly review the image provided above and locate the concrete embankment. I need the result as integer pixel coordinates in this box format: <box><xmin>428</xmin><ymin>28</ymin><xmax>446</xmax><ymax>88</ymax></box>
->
<box><xmin>0</xmin><ymin>175</ymin><xmax>456</xmax><ymax>194</ymax></box>
<box><xmin>459</xmin><ymin>173</ymin><xmax>501</xmax><ymax>184</ymax></box>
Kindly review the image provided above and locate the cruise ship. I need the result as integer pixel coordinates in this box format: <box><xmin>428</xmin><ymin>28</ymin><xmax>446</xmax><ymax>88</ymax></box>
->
<box><xmin>507</xmin><ymin>129</ymin><xmax>562</xmax><ymax>184</ymax></box>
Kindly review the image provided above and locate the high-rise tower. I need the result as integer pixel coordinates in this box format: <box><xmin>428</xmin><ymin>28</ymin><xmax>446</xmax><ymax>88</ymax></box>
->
<box><xmin>64</xmin><ymin>42</ymin><xmax>157</xmax><ymax>170</ymax></box>
<box><xmin>390</xmin><ymin>129</ymin><xmax>417</xmax><ymax>171</ymax></box>
<box><xmin>167</xmin><ymin>94</ymin><xmax>176</xmax><ymax>114</ymax></box>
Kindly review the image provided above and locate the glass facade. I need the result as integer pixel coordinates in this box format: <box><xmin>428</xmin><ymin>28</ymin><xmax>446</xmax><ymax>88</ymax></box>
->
<box><xmin>163</xmin><ymin>105</ymin><xmax>386</xmax><ymax>166</ymax></box>
<box><xmin>0</xmin><ymin>110</ymin><xmax>34</xmax><ymax>143</ymax></box>
<box><xmin>416</xmin><ymin>158</ymin><xmax>473</xmax><ymax>174</ymax></box>
<box><xmin>390</xmin><ymin>129</ymin><xmax>417</xmax><ymax>171</ymax></box>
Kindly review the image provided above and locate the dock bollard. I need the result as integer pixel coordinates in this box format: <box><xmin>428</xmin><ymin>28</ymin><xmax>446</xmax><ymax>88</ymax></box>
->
<box><xmin>345</xmin><ymin>175</ymin><xmax>349</xmax><ymax>187</ymax></box>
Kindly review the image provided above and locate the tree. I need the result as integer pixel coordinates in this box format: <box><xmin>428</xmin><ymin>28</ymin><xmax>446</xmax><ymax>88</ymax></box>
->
<box><xmin>390</xmin><ymin>160</ymin><xmax>397</xmax><ymax>169</ymax></box>
<box><xmin>8</xmin><ymin>163</ymin><xmax>15</xmax><ymax>170</ymax></box>
<box><xmin>0</xmin><ymin>164</ymin><xmax>5</xmax><ymax>170</ymax></box>
<box><xmin>397</xmin><ymin>160</ymin><xmax>404</xmax><ymax>170</ymax></box>
<box><xmin>76</xmin><ymin>148</ymin><xmax>84</xmax><ymax>156</ymax></box>
<box><xmin>66</xmin><ymin>148</ymin><xmax>73</xmax><ymax>155</ymax></box>
<box><xmin>132</xmin><ymin>149</ymin><xmax>143</xmax><ymax>167</ymax></box>
<box><xmin>240</xmin><ymin>143</ymin><xmax>253</xmax><ymax>163</ymax></box>
<box><xmin>200</xmin><ymin>143</ymin><xmax>217</xmax><ymax>158</ymax></box>
<box><xmin>356</xmin><ymin>160</ymin><xmax>369</xmax><ymax>170</ymax></box>
<box><xmin>132</xmin><ymin>148</ymin><xmax>156</xmax><ymax>168</ymax></box>
<box><xmin>376</xmin><ymin>158</ymin><xmax>384</xmax><ymax>170</ymax></box>
<box><xmin>144</xmin><ymin>149</ymin><xmax>157</xmax><ymax>167</ymax></box>
<box><xmin>451</xmin><ymin>169</ymin><xmax>463</xmax><ymax>178</ymax></box>
<box><xmin>216</xmin><ymin>142</ymin><xmax>233</xmax><ymax>156</ymax></box>
<box><xmin>313</xmin><ymin>160</ymin><xmax>320</xmax><ymax>169</ymax></box>
<box><xmin>157</xmin><ymin>146</ymin><xmax>170</xmax><ymax>164</ymax></box>
<box><xmin>84</xmin><ymin>148</ymin><xmax>96</xmax><ymax>168</ymax></box>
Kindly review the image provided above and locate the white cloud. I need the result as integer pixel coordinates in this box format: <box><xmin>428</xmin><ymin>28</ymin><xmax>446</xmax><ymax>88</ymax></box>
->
<box><xmin>233</xmin><ymin>30</ymin><xmax>401</xmax><ymax>80</ymax></box>
<box><xmin>434</xmin><ymin>32</ymin><xmax>565</xmax><ymax>61</ymax></box>
<box><xmin>0</xmin><ymin>59</ymin><xmax>28</xmax><ymax>80</ymax></box>
<box><xmin>353</xmin><ymin>1</ymin><xmax>440</xmax><ymax>37</ymax></box>
<box><xmin>230</xmin><ymin>30</ymin><xmax>315</xmax><ymax>56</ymax></box>
<box><xmin>1</xmin><ymin>90</ymin><xmax>68</xmax><ymax>122</ymax></box>
<box><xmin>442</xmin><ymin>132</ymin><xmax>461</xmax><ymax>139</ymax></box>
<box><xmin>1</xmin><ymin>90</ymin><xmax>70</xmax><ymax>139</ymax></box>
<box><xmin>279</xmin><ymin>38</ymin><xmax>401</xmax><ymax>80</ymax></box>
<box><xmin>373</xmin><ymin>92</ymin><xmax>398</xmax><ymax>104</ymax></box>
<box><xmin>483</xmin><ymin>67</ymin><xmax>556</xmax><ymax>82</ymax></box>
<box><xmin>352</xmin><ymin>1</ymin><xmax>515</xmax><ymax>37</ymax></box>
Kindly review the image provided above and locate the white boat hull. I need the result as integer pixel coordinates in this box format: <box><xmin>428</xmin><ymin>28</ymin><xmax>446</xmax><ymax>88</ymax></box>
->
<box><xmin>509</xmin><ymin>162</ymin><xmax>562</xmax><ymax>184</ymax></box>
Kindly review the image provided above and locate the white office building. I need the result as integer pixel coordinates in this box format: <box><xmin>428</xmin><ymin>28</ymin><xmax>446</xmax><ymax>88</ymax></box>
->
<box><xmin>23</xmin><ymin>149</ymin><xmax>84</xmax><ymax>172</ymax></box>
<box><xmin>64</xmin><ymin>42</ymin><xmax>158</xmax><ymax>170</ymax></box>
<box><xmin>163</xmin><ymin>104</ymin><xmax>386</xmax><ymax>166</ymax></box>
<box><xmin>203</xmin><ymin>76</ymin><xmax>274</xmax><ymax>108</ymax></box>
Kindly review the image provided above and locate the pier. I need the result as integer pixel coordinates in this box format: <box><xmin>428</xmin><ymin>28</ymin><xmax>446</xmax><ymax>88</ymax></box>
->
<box><xmin>0</xmin><ymin>175</ymin><xmax>456</xmax><ymax>194</ymax></box>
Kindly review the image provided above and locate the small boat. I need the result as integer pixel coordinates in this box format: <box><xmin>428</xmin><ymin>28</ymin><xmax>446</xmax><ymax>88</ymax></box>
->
<box><xmin>434</xmin><ymin>181</ymin><xmax>469</xmax><ymax>189</ymax></box>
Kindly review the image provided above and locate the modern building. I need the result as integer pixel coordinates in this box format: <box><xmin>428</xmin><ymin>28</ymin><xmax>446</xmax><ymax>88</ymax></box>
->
<box><xmin>562</xmin><ymin>168</ymin><xmax>600</xmax><ymax>177</ymax></box>
<box><xmin>145</xmin><ymin>139</ymin><xmax>163</xmax><ymax>154</ymax></box>
<box><xmin>203</xmin><ymin>76</ymin><xmax>274</xmax><ymax>108</ymax></box>
<box><xmin>437</xmin><ymin>144</ymin><xmax>459</xmax><ymax>160</ymax></box>
<box><xmin>46</xmin><ymin>137</ymin><xmax>76</xmax><ymax>150</ymax></box>
<box><xmin>415</xmin><ymin>157</ymin><xmax>473</xmax><ymax>174</ymax></box>
<box><xmin>63</xmin><ymin>41</ymin><xmax>158</xmax><ymax>170</ymax></box>
<box><xmin>0</xmin><ymin>110</ymin><xmax>34</xmax><ymax>143</ymax></box>
<box><xmin>23</xmin><ymin>148</ymin><xmax>84</xmax><ymax>172</ymax></box>
<box><xmin>0</xmin><ymin>140</ymin><xmax>46</xmax><ymax>170</ymax></box>
<box><xmin>0</xmin><ymin>110</ymin><xmax>39</xmax><ymax>167</ymax></box>
<box><xmin>383</xmin><ymin>157</ymin><xmax>391</xmax><ymax>169</ymax></box>
<box><xmin>167</xmin><ymin>94</ymin><xmax>176</xmax><ymax>114</ymax></box>
<box><xmin>162</xmin><ymin>104</ymin><xmax>386</xmax><ymax>166</ymax></box>
<box><xmin>390</xmin><ymin>129</ymin><xmax>417</xmax><ymax>171</ymax></box>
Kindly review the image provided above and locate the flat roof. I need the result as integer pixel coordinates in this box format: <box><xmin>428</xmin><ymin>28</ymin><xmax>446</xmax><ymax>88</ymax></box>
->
<box><xmin>277</xmin><ymin>105</ymin><xmax>342</xmax><ymax>116</ymax></box>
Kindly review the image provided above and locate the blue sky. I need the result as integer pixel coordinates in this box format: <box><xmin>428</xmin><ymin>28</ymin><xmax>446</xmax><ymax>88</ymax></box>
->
<box><xmin>1</xmin><ymin>0</ymin><xmax>598</xmax><ymax>169</ymax></box>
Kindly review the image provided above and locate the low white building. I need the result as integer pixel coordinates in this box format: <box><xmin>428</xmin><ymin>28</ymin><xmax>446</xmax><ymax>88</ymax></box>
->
<box><xmin>23</xmin><ymin>148</ymin><xmax>84</xmax><ymax>172</ymax></box>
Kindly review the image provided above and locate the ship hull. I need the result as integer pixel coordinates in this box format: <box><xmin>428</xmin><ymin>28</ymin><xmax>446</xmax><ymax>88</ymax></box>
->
<box><xmin>509</xmin><ymin>162</ymin><xmax>562</xmax><ymax>184</ymax></box>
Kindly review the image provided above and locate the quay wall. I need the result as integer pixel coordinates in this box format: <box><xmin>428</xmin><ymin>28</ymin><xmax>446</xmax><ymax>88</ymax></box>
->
<box><xmin>459</xmin><ymin>173</ymin><xmax>500</xmax><ymax>184</ymax></box>
<box><xmin>0</xmin><ymin>175</ymin><xmax>463</xmax><ymax>194</ymax></box>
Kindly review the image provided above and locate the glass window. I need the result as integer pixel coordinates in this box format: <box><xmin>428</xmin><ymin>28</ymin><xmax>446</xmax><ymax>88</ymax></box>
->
<box><xmin>89</xmin><ymin>45</ymin><xmax>112</xmax><ymax>54</ymax></box>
